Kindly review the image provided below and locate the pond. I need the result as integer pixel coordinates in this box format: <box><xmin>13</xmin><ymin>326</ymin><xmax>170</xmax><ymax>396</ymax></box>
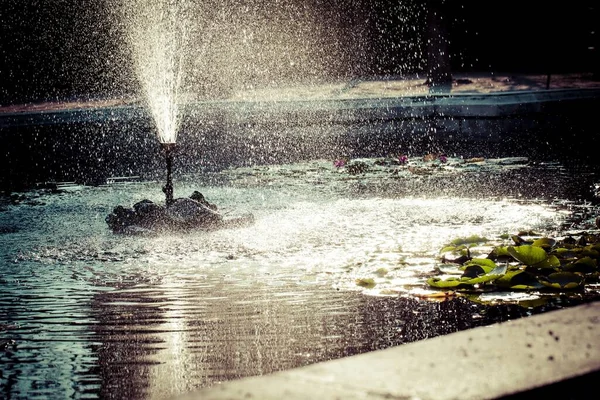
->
<box><xmin>1</xmin><ymin>156</ymin><xmax>599</xmax><ymax>399</ymax></box>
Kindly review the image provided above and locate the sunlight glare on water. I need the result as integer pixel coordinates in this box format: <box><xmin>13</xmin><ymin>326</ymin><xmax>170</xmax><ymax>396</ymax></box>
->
<box><xmin>116</xmin><ymin>195</ymin><xmax>561</xmax><ymax>294</ymax></box>
<box><xmin>0</xmin><ymin>161</ymin><xmax>591</xmax><ymax>399</ymax></box>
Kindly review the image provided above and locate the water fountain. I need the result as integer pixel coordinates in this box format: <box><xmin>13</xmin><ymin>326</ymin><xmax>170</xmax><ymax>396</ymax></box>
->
<box><xmin>105</xmin><ymin>0</ymin><xmax>261</xmax><ymax>232</ymax></box>
<box><xmin>1</xmin><ymin>2</ymin><xmax>600</xmax><ymax>399</ymax></box>
<box><xmin>121</xmin><ymin>0</ymin><xmax>187</xmax><ymax>205</ymax></box>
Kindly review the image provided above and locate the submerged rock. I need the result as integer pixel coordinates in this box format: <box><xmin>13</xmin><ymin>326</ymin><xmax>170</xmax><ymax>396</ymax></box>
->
<box><xmin>106</xmin><ymin>192</ymin><xmax>254</xmax><ymax>234</ymax></box>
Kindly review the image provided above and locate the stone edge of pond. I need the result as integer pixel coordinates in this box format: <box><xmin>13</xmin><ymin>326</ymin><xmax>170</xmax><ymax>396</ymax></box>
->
<box><xmin>177</xmin><ymin>301</ymin><xmax>600</xmax><ymax>400</ymax></box>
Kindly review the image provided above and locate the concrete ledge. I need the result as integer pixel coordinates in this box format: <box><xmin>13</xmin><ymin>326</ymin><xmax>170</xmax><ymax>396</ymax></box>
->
<box><xmin>1</xmin><ymin>88</ymin><xmax>599</xmax><ymax>128</ymax></box>
<box><xmin>180</xmin><ymin>302</ymin><xmax>600</xmax><ymax>400</ymax></box>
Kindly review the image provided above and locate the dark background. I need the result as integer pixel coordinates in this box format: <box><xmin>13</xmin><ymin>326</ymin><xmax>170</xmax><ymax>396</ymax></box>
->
<box><xmin>0</xmin><ymin>0</ymin><xmax>598</xmax><ymax>105</ymax></box>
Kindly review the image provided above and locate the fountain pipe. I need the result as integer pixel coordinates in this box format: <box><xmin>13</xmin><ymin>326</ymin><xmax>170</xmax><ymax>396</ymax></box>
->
<box><xmin>162</xmin><ymin>143</ymin><xmax>175</xmax><ymax>206</ymax></box>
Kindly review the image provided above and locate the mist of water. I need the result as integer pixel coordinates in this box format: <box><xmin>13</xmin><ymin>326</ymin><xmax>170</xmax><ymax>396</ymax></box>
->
<box><xmin>118</xmin><ymin>0</ymin><xmax>359</xmax><ymax>145</ymax></box>
<box><xmin>121</xmin><ymin>0</ymin><xmax>191</xmax><ymax>144</ymax></box>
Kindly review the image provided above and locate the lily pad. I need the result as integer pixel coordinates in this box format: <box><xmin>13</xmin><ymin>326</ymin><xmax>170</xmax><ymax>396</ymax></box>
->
<box><xmin>461</xmin><ymin>258</ymin><xmax>497</xmax><ymax>273</ymax></box>
<box><xmin>355</xmin><ymin>278</ymin><xmax>376</xmax><ymax>288</ymax></box>
<box><xmin>580</xmin><ymin>247</ymin><xmax>600</xmax><ymax>259</ymax></box>
<box><xmin>563</xmin><ymin>257</ymin><xmax>598</xmax><ymax>273</ymax></box>
<box><xmin>464</xmin><ymin>264</ymin><xmax>507</xmax><ymax>284</ymax></box>
<box><xmin>488</xmin><ymin>246</ymin><xmax>513</xmax><ymax>261</ymax></box>
<box><xmin>532</xmin><ymin>237</ymin><xmax>556</xmax><ymax>250</ymax></box>
<box><xmin>429</xmin><ymin>264</ymin><xmax>507</xmax><ymax>288</ymax></box>
<box><xmin>461</xmin><ymin>264</ymin><xmax>487</xmax><ymax>278</ymax></box>
<box><xmin>496</xmin><ymin>270</ymin><xmax>545</xmax><ymax>290</ymax></box>
<box><xmin>427</xmin><ymin>277</ymin><xmax>467</xmax><ymax>288</ymax></box>
<box><xmin>532</xmin><ymin>254</ymin><xmax>561</xmax><ymax>269</ymax></box>
<box><xmin>450</xmin><ymin>235</ymin><xmax>488</xmax><ymax>246</ymax></box>
<box><xmin>538</xmin><ymin>272</ymin><xmax>584</xmax><ymax>290</ymax></box>
<box><xmin>507</xmin><ymin>245</ymin><xmax>548</xmax><ymax>266</ymax></box>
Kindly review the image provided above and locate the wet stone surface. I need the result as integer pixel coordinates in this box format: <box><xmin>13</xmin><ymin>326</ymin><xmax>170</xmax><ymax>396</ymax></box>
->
<box><xmin>1</xmin><ymin>157</ymin><xmax>599</xmax><ymax>399</ymax></box>
<box><xmin>105</xmin><ymin>191</ymin><xmax>254</xmax><ymax>234</ymax></box>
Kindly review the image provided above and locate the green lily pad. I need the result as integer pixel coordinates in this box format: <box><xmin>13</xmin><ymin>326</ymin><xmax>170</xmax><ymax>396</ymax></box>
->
<box><xmin>517</xmin><ymin>230</ymin><xmax>541</xmax><ymax>237</ymax></box>
<box><xmin>496</xmin><ymin>270</ymin><xmax>545</xmax><ymax>290</ymax></box>
<box><xmin>552</xmin><ymin>247</ymin><xmax>578</xmax><ymax>259</ymax></box>
<box><xmin>508</xmin><ymin>245</ymin><xmax>548</xmax><ymax>266</ymax></box>
<box><xmin>450</xmin><ymin>235</ymin><xmax>488</xmax><ymax>246</ymax></box>
<box><xmin>432</xmin><ymin>230</ymin><xmax>600</xmax><ymax>305</ymax></box>
<box><xmin>462</xmin><ymin>258</ymin><xmax>497</xmax><ymax>273</ymax></box>
<box><xmin>439</xmin><ymin>244</ymin><xmax>470</xmax><ymax>255</ymax></box>
<box><xmin>538</xmin><ymin>272</ymin><xmax>584</xmax><ymax>290</ymax></box>
<box><xmin>461</xmin><ymin>264</ymin><xmax>487</xmax><ymax>278</ymax></box>
<box><xmin>355</xmin><ymin>278</ymin><xmax>376</xmax><ymax>288</ymax></box>
<box><xmin>427</xmin><ymin>277</ymin><xmax>466</xmax><ymax>288</ymax></box>
<box><xmin>511</xmin><ymin>235</ymin><xmax>531</xmax><ymax>245</ymax></box>
<box><xmin>488</xmin><ymin>246</ymin><xmax>513</xmax><ymax>261</ymax></box>
<box><xmin>532</xmin><ymin>237</ymin><xmax>556</xmax><ymax>250</ymax></box>
<box><xmin>434</xmin><ymin>264</ymin><xmax>464</xmax><ymax>275</ymax></box>
<box><xmin>580</xmin><ymin>247</ymin><xmax>600</xmax><ymax>259</ymax></box>
<box><xmin>429</xmin><ymin>264</ymin><xmax>507</xmax><ymax>289</ymax></box>
<box><xmin>440</xmin><ymin>245</ymin><xmax>458</xmax><ymax>254</ymax></box>
<box><xmin>464</xmin><ymin>267</ymin><xmax>506</xmax><ymax>284</ymax></box>
<box><xmin>532</xmin><ymin>254</ymin><xmax>561</xmax><ymax>269</ymax></box>
<box><xmin>563</xmin><ymin>256</ymin><xmax>598</xmax><ymax>273</ymax></box>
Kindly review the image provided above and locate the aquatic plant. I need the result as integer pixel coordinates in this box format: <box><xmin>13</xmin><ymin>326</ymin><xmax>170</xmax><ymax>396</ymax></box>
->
<box><xmin>333</xmin><ymin>158</ymin><xmax>347</xmax><ymax>168</ymax></box>
<box><xmin>428</xmin><ymin>232</ymin><xmax>600</xmax><ymax>295</ymax></box>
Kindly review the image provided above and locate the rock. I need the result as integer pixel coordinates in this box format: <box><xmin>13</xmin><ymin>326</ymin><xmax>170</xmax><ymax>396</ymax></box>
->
<box><xmin>106</xmin><ymin>191</ymin><xmax>252</xmax><ymax>234</ymax></box>
<box><xmin>165</xmin><ymin>197</ymin><xmax>223</xmax><ymax>228</ymax></box>
<box><xmin>105</xmin><ymin>205</ymin><xmax>140</xmax><ymax>232</ymax></box>
<box><xmin>189</xmin><ymin>190</ymin><xmax>218</xmax><ymax>211</ymax></box>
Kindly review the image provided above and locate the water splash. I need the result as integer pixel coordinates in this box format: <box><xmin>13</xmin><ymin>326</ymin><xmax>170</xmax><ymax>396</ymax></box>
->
<box><xmin>121</xmin><ymin>0</ymin><xmax>190</xmax><ymax>144</ymax></box>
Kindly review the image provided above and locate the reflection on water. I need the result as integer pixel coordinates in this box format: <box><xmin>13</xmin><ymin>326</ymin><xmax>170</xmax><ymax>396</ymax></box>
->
<box><xmin>1</xmin><ymin>159</ymin><xmax>598</xmax><ymax>399</ymax></box>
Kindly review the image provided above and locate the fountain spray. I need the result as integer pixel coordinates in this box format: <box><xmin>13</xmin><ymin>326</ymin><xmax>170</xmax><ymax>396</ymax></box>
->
<box><xmin>162</xmin><ymin>143</ymin><xmax>175</xmax><ymax>206</ymax></box>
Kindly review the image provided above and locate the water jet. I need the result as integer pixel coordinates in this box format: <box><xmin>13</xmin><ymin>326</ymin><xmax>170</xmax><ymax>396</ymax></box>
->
<box><xmin>161</xmin><ymin>142</ymin><xmax>175</xmax><ymax>206</ymax></box>
<box><xmin>2</xmin><ymin>2</ymin><xmax>600</xmax><ymax>399</ymax></box>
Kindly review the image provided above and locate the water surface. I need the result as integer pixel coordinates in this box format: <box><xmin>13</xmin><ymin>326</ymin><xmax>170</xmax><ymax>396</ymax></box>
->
<box><xmin>1</xmin><ymin>157</ymin><xmax>599</xmax><ymax>399</ymax></box>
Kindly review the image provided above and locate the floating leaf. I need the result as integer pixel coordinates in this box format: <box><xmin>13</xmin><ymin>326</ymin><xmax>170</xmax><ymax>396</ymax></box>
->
<box><xmin>450</xmin><ymin>235</ymin><xmax>488</xmax><ymax>246</ymax></box>
<box><xmin>355</xmin><ymin>278</ymin><xmax>376</xmax><ymax>288</ymax></box>
<box><xmin>410</xmin><ymin>289</ymin><xmax>456</xmax><ymax>299</ymax></box>
<box><xmin>532</xmin><ymin>254</ymin><xmax>561</xmax><ymax>269</ymax></box>
<box><xmin>580</xmin><ymin>247</ymin><xmax>600</xmax><ymax>259</ymax></box>
<box><xmin>518</xmin><ymin>230</ymin><xmax>541</xmax><ymax>237</ymax></box>
<box><xmin>435</xmin><ymin>264</ymin><xmax>463</xmax><ymax>275</ymax></box>
<box><xmin>462</xmin><ymin>258</ymin><xmax>497</xmax><ymax>273</ymax></box>
<box><xmin>552</xmin><ymin>247</ymin><xmax>578</xmax><ymax>259</ymax></box>
<box><xmin>461</xmin><ymin>264</ymin><xmax>487</xmax><ymax>278</ymax></box>
<box><xmin>465</xmin><ymin>273</ymin><xmax>503</xmax><ymax>285</ymax></box>
<box><xmin>511</xmin><ymin>235</ymin><xmax>528</xmax><ymax>245</ymax></box>
<box><xmin>496</xmin><ymin>270</ymin><xmax>545</xmax><ymax>290</ymax></box>
<box><xmin>590</xmin><ymin>244</ymin><xmax>600</xmax><ymax>252</ymax></box>
<box><xmin>430</xmin><ymin>264</ymin><xmax>507</xmax><ymax>288</ymax></box>
<box><xmin>374</xmin><ymin>268</ymin><xmax>389</xmax><ymax>277</ymax></box>
<box><xmin>441</xmin><ymin>250</ymin><xmax>471</xmax><ymax>264</ymax></box>
<box><xmin>532</xmin><ymin>237</ymin><xmax>556</xmax><ymax>250</ymax></box>
<box><xmin>488</xmin><ymin>246</ymin><xmax>512</xmax><ymax>261</ymax></box>
<box><xmin>427</xmin><ymin>277</ymin><xmax>466</xmax><ymax>288</ymax></box>
<box><xmin>464</xmin><ymin>263</ymin><xmax>508</xmax><ymax>284</ymax></box>
<box><xmin>538</xmin><ymin>272</ymin><xmax>584</xmax><ymax>290</ymax></box>
<box><xmin>508</xmin><ymin>245</ymin><xmax>548</xmax><ymax>266</ymax></box>
<box><xmin>563</xmin><ymin>257</ymin><xmax>598</xmax><ymax>273</ymax></box>
<box><xmin>439</xmin><ymin>245</ymin><xmax>458</xmax><ymax>254</ymax></box>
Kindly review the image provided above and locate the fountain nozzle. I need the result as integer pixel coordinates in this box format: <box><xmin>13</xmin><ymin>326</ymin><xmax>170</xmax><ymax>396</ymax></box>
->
<box><xmin>162</xmin><ymin>143</ymin><xmax>176</xmax><ymax>206</ymax></box>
